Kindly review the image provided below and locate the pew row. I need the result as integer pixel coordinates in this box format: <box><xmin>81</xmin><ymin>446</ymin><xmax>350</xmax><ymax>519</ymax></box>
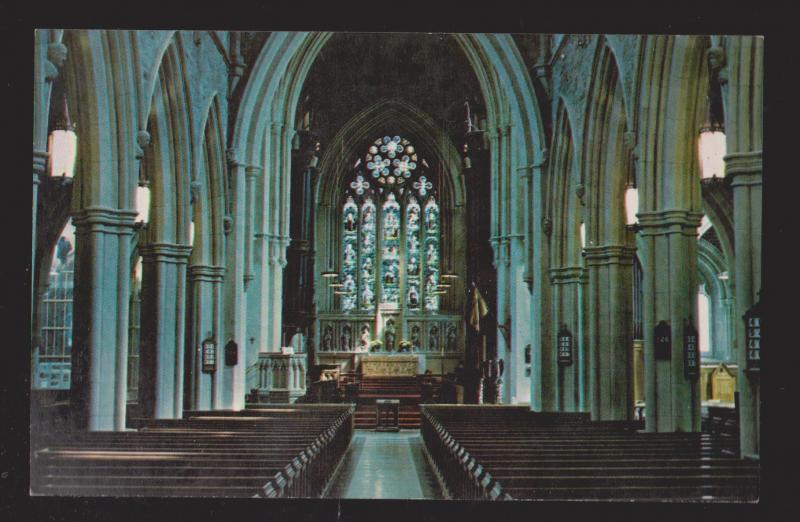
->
<box><xmin>420</xmin><ymin>405</ymin><xmax>758</xmax><ymax>502</ymax></box>
<box><xmin>31</xmin><ymin>404</ymin><xmax>355</xmax><ymax>498</ymax></box>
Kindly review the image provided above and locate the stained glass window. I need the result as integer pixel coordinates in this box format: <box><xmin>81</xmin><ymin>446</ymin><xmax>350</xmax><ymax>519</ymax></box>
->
<box><xmin>339</xmin><ymin>135</ymin><xmax>439</xmax><ymax>314</ymax></box>
<box><xmin>381</xmin><ymin>192</ymin><xmax>401</xmax><ymax>305</ymax></box>
<box><xmin>359</xmin><ymin>197</ymin><xmax>376</xmax><ymax>311</ymax></box>
<box><xmin>423</xmin><ymin>196</ymin><xmax>440</xmax><ymax>311</ymax></box>
<box><xmin>341</xmin><ymin>196</ymin><xmax>358</xmax><ymax>312</ymax></box>
<box><xmin>405</xmin><ymin>195</ymin><xmax>421</xmax><ymax>309</ymax></box>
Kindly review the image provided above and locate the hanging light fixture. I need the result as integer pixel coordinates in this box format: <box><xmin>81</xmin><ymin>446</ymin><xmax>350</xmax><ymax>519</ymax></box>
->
<box><xmin>698</xmin><ymin>126</ymin><xmax>726</xmax><ymax>179</ymax></box>
<box><xmin>48</xmin><ymin>87</ymin><xmax>77</xmax><ymax>179</ymax></box>
<box><xmin>580</xmin><ymin>221</ymin><xmax>586</xmax><ymax>250</ymax></box>
<box><xmin>135</xmin><ymin>180</ymin><xmax>151</xmax><ymax>224</ymax></box>
<box><xmin>625</xmin><ymin>181</ymin><xmax>639</xmax><ymax>226</ymax></box>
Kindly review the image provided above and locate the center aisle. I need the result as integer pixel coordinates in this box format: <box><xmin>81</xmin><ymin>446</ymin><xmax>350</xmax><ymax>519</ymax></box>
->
<box><xmin>325</xmin><ymin>431</ymin><xmax>443</xmax><ymax>499</ymax></box>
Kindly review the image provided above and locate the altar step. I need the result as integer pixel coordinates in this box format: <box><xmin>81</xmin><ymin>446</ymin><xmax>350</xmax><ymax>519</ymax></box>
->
<box><xmin>354</xmin><ymin>404</ymin><xmax>421</xmax><ymax>430</ymax></box>
<box><xmin>357</xmin><ymin>376</ymin><xmax>422</xmax><ymax>406</ymax></box>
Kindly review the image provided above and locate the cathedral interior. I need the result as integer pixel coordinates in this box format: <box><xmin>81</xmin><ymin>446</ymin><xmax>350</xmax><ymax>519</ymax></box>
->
<box><xmin>28</xmin><ymin>30</ymin><xmax>763</xmax><ymax>502</ymax></box>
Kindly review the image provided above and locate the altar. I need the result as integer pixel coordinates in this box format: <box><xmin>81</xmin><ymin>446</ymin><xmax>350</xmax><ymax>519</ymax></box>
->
<box><xmin>361</xmin><ymin>354</ymin><xmax>420</xmax><ymax>377</ymax></box>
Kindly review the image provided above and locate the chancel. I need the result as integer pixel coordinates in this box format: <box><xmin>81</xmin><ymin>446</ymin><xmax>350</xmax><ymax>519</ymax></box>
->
<box><xmin>30</xmin><ymin>30</ymin><xmax>761</xmax><ymax>501</ymax></box>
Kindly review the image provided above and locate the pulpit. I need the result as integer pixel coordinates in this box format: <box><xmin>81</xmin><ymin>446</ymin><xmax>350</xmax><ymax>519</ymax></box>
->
<box><xmin>254</xmin><ymin>351</ymin><xmax>307</xmax><ymax>403</ymax></box>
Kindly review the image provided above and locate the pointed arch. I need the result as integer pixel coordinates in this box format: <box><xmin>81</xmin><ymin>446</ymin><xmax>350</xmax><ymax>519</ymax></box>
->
<box><xmin>582</xmin><ymin>41</ymin><xmax>632</xmax><ymax>246</ymax></box>
<box><xmin>141</xmin><ymin>34</ymin><xmax>195</xmax><ymax>245</ymax></box>
<box><xmin>192</xmin><ymin>94</ymin><xmax>227</xmax><ymax>267</ymax></box>
<box><xmin>548</xmin><ymin>99</ymin><xmax>582</xmax><ymax>269</ymax></box>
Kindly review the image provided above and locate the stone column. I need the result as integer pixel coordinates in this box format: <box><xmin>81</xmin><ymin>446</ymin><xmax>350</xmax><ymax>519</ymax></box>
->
<box><xmin>32</xmin><ymin>151</ymin><xmax>48</xmax><ymax>336</ymax></box>
<box><xmin>187</xmin><ymin>264</ymin><xmax>225</xmax><ymax>411</ymax></box>
<box><xmin>727</xmin><ymin>150</ymin><xmax>762</xmax><ymax>457</ymax></box>
<box><xmin>243</xmin><ymin>166</ymin><xmax>261</xmax><ymax>289</ymax></box>
<box><xmin>549</xmin><ymin>266</ymin><xmax>584</xmax><ymax>411</ymax></box>
<box><xmin>269</xmin><ymin>237</ymin><xmax>290</xmax><ymax>350</ymax></box>
<box><xmin>70</xmin><ymin>208</ymin><xmax>138</xmax><ymax>430</ymax></box>
<box><xmin>223</xmin><ymin>152</ymin><xmax>247</xmax><ymax>410</ymax></box>
<box><xmin>138</xmin><ymin>242</ymin><xmax>192</xmax><ymax>419</ymax></box>
<box><xmin>491</xmin><ymin>236</ymin><xmax>511</xmax><ymax>403</ymax></box>
<box><xmin>639</xmin><ymin>210</ymin><xmax>704</xmax><ymax>432</ymax></box>
<box><xmin>583</xmin><ymin>245</ymin><xmax>636</xmax><ymax>420</ymax></box>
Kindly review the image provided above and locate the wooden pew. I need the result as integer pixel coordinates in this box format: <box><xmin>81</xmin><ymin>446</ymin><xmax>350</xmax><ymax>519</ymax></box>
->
<box><xmin>31</xmin><ymin>404</ymin><xmax>355</xmax><ymax>498</ymax></box>
<box><xmin>421</xmin><ymin>405</ymin><xmax>758</xmax><ymax>502</ymax></box>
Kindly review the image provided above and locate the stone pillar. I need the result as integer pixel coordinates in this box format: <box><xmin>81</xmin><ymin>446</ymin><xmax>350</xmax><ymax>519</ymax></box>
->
<box><xmin>491</xmin><ymin>236</ymin><xmax>511</xmax><ymax>403</ymax></box>
<box><xmin>187</xmin><ymin>265</ymin><xmax>225</xmax><ymax>411</ymax></box>
<box><xmin>138</xmin><ymin>242</ymin><xmax>192</xmax><ymax>419</ymax></box>
<box><xmin>269</xmin><ymin>237</ymin><xmax>290</xmax><ymax>350</ymax></box>
<box><xmin>70</xmin><ymin>208</ymin><xmax>137</xmax><ymax>430</ymax></box>
<box><xmin>243</xmin><ymin>166</ymin><xmax>261</xmax><ymax>289</ymax></box>
<box><xmin>549</xmin><ymin>266</ymin><xmax>584</xmax><ymax>411</ymax></box>
<box><xmin>583</xmin><ymin>245</ymin><xmax>636</xmax><ymax>420</ymax></box>
<box><xmin>639</xmin><ymin>210</ymin><xmax>704</xmax><ymax>432</ymax></box>
<box><xmin>32</xmin><ymin>151</ymin><xmax>48</xmax><ymax>337</ymax></box>
<box><xmin>727</xmin><ymin>150</ymin><xmax>762</xmax><ymax>457</ymax></box>
<box><xmin>224</xmin><ymin>152</ymin><xmax>247</xmax><ymax>410</ymax></box>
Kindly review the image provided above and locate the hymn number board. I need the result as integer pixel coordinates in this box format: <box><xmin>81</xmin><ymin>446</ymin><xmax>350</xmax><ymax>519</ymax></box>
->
<box><xmin>683</xmin><ymin>320</ymin><xmax>699</xmax><ymax>379</ymax></box>
<box><xmin>557</xmin><ymin>325</ymin><xmax>573</xmax><ymax>365</ymax></box>
<box><xmin>743</xmin><ymin>300</ymin><xmax>761</xmax><ymax>372</ymax></box>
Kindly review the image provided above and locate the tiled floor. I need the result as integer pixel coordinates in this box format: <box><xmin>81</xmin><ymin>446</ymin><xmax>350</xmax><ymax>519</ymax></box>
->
<box><xmin>325</xmin><ymin>430</ymin><xmax>443</xmax><ymax>499</ymax></box>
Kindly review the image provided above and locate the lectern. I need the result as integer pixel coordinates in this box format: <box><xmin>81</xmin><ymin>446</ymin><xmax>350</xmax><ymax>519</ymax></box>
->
<box><xmin>375</xmin><ymin>399</ymin><xmax>400</xmax><ymax>432</ymax></box>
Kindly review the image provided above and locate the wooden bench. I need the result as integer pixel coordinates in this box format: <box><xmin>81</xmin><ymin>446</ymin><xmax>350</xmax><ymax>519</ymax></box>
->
<box><xmin>31</xmin><ymin>404</ymin><xmax>355</xmax><ymax>498</ymax></box>
<box><xmin>421</xmin><ymin>405</ymin><xmax>758</xmax><ymax>502</ymax></box>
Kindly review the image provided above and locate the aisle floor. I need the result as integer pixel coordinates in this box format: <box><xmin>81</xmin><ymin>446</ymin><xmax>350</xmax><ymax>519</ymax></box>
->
<box><xmin>325</xmin><ymin>430</ymin><xmax>443</xmax><ymax>499</ymax></box>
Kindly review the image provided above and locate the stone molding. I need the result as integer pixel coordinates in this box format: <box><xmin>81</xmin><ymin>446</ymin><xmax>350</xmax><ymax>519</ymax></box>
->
<box><xmin>244</xmin><ymin>165</ymin><xmax>263</xmax><ymax>178</ymax></box>
<box><xmin>725</xmin><ymin>151</ymin><xmax>763</xmax><ymax>183</ymax></box>
<box><xmin>139</xmin><ymin>242</ymin><xmax>193</xmax><ymax>264</ymax></box>
<box><xmin>72</xmin><ymin>207</ymin><xmax>139</xmax><ymax>235</ymax></box>
<box><xmin>33</xmin><ymin>149</ymin><xmax>49</xmax><ymax>177</ymax></box>
<box><xmin>188</xmin><ymin>264</ymin><xmax>225</xmax><ymax>283</ymax></box>
<box><xmin>637</xmin><ymin>209</ymin><xmax>704</xmax><ymax>237</ymax></box>
<box><xmin>549</xmin><ymin>265</ymin><xmax>585</xmax><ymax>285</ymax></box>
<box><xmin>582</xmin><ymin>244</ymin><xmax>637</xmax><ymax>267</ymax></box>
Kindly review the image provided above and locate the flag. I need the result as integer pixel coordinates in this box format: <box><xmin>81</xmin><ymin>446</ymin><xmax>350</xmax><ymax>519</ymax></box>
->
<box><xmin>469</xmin><ymin>284</ymin><xmax>489</xmax><ymax>333</ymax></box>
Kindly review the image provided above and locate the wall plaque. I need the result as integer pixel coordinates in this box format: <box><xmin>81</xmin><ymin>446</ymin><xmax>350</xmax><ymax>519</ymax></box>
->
<box><xmin>654</xmin><ymin>320</ymin><xmax>671</xmax><ymax>361</ymax></box>
<box><xmin>683</xmin><ymin>320</ymin><xmax>699</xmax><ymax>378</ymax></box>
<box><xmin>743</xmin><ymin>300</ymin><xmax>761</xmax><ymax>372</ymax></box>
<box><xmin>224</xmin><ymin>339</ymin><xmax>238</xmax><ymax>366</ymax></box>
<box><xmin>557</xmin><ymin>325</ymin><xmax>573</xmax><ymax>365</ymax></box>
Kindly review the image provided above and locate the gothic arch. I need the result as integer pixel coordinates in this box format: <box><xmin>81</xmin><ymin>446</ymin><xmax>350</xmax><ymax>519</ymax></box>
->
<box><xmin>637</xmin><ymin>35</ymin><xmax>709</xmax><ymax>214</ymax></box>
<box><xmin>582</xmin><ymin>41</ymin><xmax>632</xmax><ymax>246</ymax></box>
<box><xmin>141</xmin><ymin>34</ymin><xmax>195</xmax><ymax>245</ymax></box>
<box><xmin>547</xmin><ymin>100</ymin><xmax>582</xmax><ymax>269</ymax></box>
<box><xmin>313</xmin><ymin>98</ymin><xmax>468</xmax><ymax>314</ymax></box>
<box><xmin>192</xmin><ymin>95</ymin><xmax>227</xmax><ymax>268</ymax></box>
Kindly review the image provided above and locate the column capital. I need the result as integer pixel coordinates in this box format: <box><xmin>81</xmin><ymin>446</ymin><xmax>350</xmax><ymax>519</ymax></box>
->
<box><xmin>549</xmin><ymin>265</ymin><xmax>585</xmax><ymax>285</ymax></box>
<box><xmin>33</xmin><ymin>149</ymin><xmax>49</xmax><ymax>177</ymax></box>
<box><xmin>582</xmin><ymin>244</ymin><xmax>637</xmax><ymax>267</ymax></box>
<box><xmin>72</xmin><ymin>207</ymin><xmax>139</xmax><ymax>235</ymax></box>
<box><xmin>245</xmin><ymin>164</ymin><xmax>263</xmax><ymax>179</ymax></box>
<box><xmin>637</xmin><ymin>209</ymin><xmax>704</xmax><ymax>237</ymax></box>
<box><xmin>188</xmin><ymin>264</ymin><xmax>225</xmax><ymax>283</ymax></box>
<box><xmin>725</xmin><ymin>150</ymin><xmax>762</xmax><ymax>185</ymax></box>
<box><xmin>139</xmin><ymin>242</ymin><xmax>193</xmax><ymax>263</ymax></box>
